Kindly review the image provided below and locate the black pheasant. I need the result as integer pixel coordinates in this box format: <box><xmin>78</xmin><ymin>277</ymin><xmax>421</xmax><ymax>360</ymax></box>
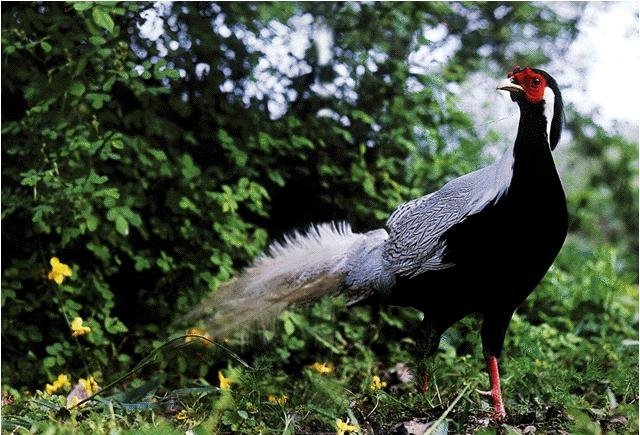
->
<box><xmin>183</xmin><ymin>66</ymin><xmax>567</xmax><ymax>420</ymax></box>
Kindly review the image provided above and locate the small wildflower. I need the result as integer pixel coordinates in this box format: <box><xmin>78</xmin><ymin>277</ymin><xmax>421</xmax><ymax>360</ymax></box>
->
<box><xmin>70</xmin><ymin>317</ymin><xmax>91</xmax><ymax>337</ymax></box>
<box><xmin>66</xmin><ymin>376</ymin><xmax>99</xmax><ymax>408</ymax></box>
<box><xmin>311</xmin><ymin>362</ymin><xmax>334</xmax><ymax>374</ymax></box>
<box><xmin>1</xmin><ymin>392</ymin><xmax>14</xmax><ymax>406</ymax></box>
<box><xmin>176</xmin><ymin>409</ymin><xmax>188</xmax><ymax>420</ymax></box>
<box><xmin>267</xmin><ymin>394</ymin><xmax>288</xmax><ymax>405</ymax></box>
<box><xmin>45</xmin><ymin>374</ymin><xmax>71</xmax><ymax>395</ymax></box>
<box><xmin>185</xmin><ymin>327</ymin><xmax>213</xmax><ymax>346</ymax></box>
<box><xmin>47</xmin><ymin>257</ymin><xmax>72</xmax><ymax>285</ymax></box>
<box><xmin>218</xmin><ymin>370</ymin><xmax>233</xmax><ymax>390</ymax></box>
<box><xmin>336</xmin><ymin>418</ymin><xmax>359</xmax><ymax>435</ymax></box>
<box><xmin>370</xmin><ymin>375</ymin><xmax>387</xmax><ymax>391</ymax></box>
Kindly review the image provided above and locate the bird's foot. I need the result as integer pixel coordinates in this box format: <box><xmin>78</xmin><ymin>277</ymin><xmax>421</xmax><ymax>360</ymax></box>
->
<box><xmin>491</xmin><ymin>399</ymin><xmax>507</xmax><ymax>422</ymax></box>
<box><xmin>477</xmin><ymin>389</ymin><xmax>506</xmax><ymax>420</ymax></box>
<box><xmin>485</xmin><ymin>355</ymin><xmax>507</xmax><ymax>422</ymax></box>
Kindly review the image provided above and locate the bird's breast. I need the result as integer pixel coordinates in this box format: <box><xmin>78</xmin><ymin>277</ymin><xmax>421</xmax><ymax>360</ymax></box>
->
<box><xmin>441</xmin><ymin>176</ymin><xmax>567</xmax><ymax>292</ymax></box>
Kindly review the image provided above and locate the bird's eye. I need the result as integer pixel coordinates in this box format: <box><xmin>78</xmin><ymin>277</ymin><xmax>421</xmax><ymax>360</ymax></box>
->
<box><xmin>532</xmin><ymin>78</ymin><xmax>541</xmax><ymax>87</ymax></box>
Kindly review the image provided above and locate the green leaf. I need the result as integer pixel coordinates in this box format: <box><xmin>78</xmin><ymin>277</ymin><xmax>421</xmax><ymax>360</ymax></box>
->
<box><xmin>332</xmin><ymin>126</ymin><xmax>353</xmax><ymax>143</ymax></box>
<box><xmin>120</xmin><ymin>207</ymin><xmax>142</xmax><ymax>227</ymax></box>
<box><xmin>258</xmin><ymin>132</ymin><xmax>272</xmax><ymax>150</ymax></box>
<box><xmin>68</xmin><ymin>81</ymin><xmax>86</xmax><ymax>97</ymax></box>
<box><xmin>87</xmin><ymin>170</ymin><xmax>108</xmax><ymax>184</ymax></box>
<box><xmin>75</xmin><ymin>56</ymin><xmax>88</xmax><ymax>76</ymax></box>
<box><xmin>156</xmin><ymin>252</ymin><xmax>175</xmax><ymax>272</ymax></box>
<box><xmin>95</xmin><ymin>187</ymin><xmax>120</xmax><ymax>199</ymax></box>
<box><xmin>104</xmin><ymin>317</ymin><xmax>128</xmax><ymax>334</ymax></box>
<box><xmin>179</xmin><ymin>197</ymin><xmax>201</xmax><ymax>213</ymax></box>
<box><xmin>268</xmin><ymin>171</ymin><xmax>285</xmax><ymax>187</ymax></box>
<box><xmin>292</xmin><ymin>136</ymin><xmax>314</xmax><ymax>149</ymax></box>
<box><xmin>171</xmin><ymin>387</ymin><xmax>220</xmax><ymax>396</ymax></box>
<box><xmin>180</xmin><ymin>154</ymin><xmax>201</xmax><ymax>180</ymax></box>
<box><xmin>102</xmin><ymin>76</ymin><xmax>117</xmax><ymax>91</ymax></box>
<box><xmin>73</xmin><ymin>2</ymin><xmax>93</xmax><ymax>12</ymax></box>
<box><xmin>351</xmin><ymin>109</ymin><xmax>374</xmax><ymax>124</ymax></box>
<box><xmin>43</xmin><ymin>356</ymin><xmax>57</xmax><ymax>368</ymax></box>
<box><xmin>85</xmin><ymin>214</ymin><xmax>98</xmax><ymax>231</ymax></box>
<box><xmin>92</xmin><ymin>7</ymin><xmax>114</xmax><ymax>33</ymax></box>
<box><xmin>147</xmin><ymin>149</ymin><xmax>167</xmax><ymax>161</ymax></box>
<box><xmin>501</xmin><ymin>425</ymin><xmax>523</xmax><ymax>435</ymax></box>
<box><xmin>86</xmin><ymin>92</ymin><xmax>110</xmax><ymax>110</ymax></box>
<box><xmin>32</xmin><ymin>205</ymin><xmax>54</xmax><ymax>224</ymax></box>
<box><xmin>20</xmin><ymin>170</ymin><xmax>40</xmax><ymax>186</ymax></box>
<box><xmin>164</xmin><ymin>68</ymin><xmax>181</xmax><ymax>79</ymax></box>
<box><xmin>89</xmin><ymin>35</ymin><xmax>106</xmax><ymax>46</ymax></box>
<box><xmin>40</xmin><ymin>41</ymin><xmax>52</xmax><ymax>53</ymax></box>
<box><xmin>283</xmin><ymin>317</ymin><xmax>295</xmax><ymax>335</ymax></box>
<box><xmin>134</xmin><ymin>256</ymin><xmax>151</xmax><ymax>271</ymax></box>
<box><xmin>111</xmin><ymin>139</ymin><xmax>124</xmax><ymax>149</ymax></box>
<box><xmin>115</xmin><ymin>215</ymin><xmax>129</xmax><ymax>235</ymax></box>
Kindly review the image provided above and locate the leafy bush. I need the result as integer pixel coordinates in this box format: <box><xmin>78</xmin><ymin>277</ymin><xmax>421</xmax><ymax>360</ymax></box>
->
<box><xmin>2</xmin><ymin>3</ymin><xmax>272</xmax><ymax>388</ymax></box>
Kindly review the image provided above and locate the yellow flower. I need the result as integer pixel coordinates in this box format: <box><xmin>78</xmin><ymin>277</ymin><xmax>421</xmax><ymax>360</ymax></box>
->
<box><xmin>267</xmin><ymin>394</ymin><xmax>288</xmax><ymax>405</ymax></box>
<box><xmin>311</xmin><ymin>362</ymin><xmax>334</xmax><ymax>374</ymax></box>
<box><xmin>218</xmin><ymin>370</ymin><xmax>233</xmax><ymax>390</ymax></box>
<box><xmin>78</xmin><ymin>376</ymin><xmax>99</xmax><ymax>395</ymax></box>
<box><xmin>47</xmin><ymin>257</ymin><xmax>72</xmax><ymax>285</ymax></box>
<box><xmin>370</xmin><ymin>375</ymin><xmax>387</xmax><ymax>391</ymax></box>
<box><xmin>45</xmin><ymin>374</ymin><xmax>71</xmax><ymax>395</ymax></box>
<box><xmin>176</xmin><ymin>409</ymin><xmax>188</xmax><ymax>420</ymax></box>
<box><xmin>336</xmin><ymin>418</ymin><xmax>359</xmax><ymax>435</ymax></box>
<box><xmin>185</xmin><ymin>327</ymin><xmax>213</xmax><ymax>346</ymax></box>
<box><xmin>70</xmin><ymin>317</ymin><xmax>91</xmax><ymax>337</ymax></box>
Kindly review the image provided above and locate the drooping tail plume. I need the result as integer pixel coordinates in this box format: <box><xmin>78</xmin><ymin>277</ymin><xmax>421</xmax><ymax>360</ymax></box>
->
<box><xmin>180</xmin><ymin>222</ymin><xmax>393</xmax><ymax>337</ymax></box>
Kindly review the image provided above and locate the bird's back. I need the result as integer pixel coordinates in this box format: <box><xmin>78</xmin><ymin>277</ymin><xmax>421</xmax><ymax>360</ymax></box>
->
<box><xmin>383</xmin><ymin>152</ymin><xmax>514</xmax><ymax>276</ymax></box>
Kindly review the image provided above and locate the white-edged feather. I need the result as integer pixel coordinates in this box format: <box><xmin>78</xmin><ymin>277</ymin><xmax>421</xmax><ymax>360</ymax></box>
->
<box><xmin>543</xmin><ymin>86</ymin><xmax>555</xmax><ymax>148</ymax></box>
<box><xmin>180</xmin><ymin>222</ymin><xmax>387</xmax><ymax>336</ymax></box>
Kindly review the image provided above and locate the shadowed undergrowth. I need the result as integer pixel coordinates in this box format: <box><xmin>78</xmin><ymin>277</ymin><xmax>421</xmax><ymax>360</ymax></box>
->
<box><xmin>2</xmin><ymin>246</ymin><xmax>637</xmax><ymax>434</ymax></box>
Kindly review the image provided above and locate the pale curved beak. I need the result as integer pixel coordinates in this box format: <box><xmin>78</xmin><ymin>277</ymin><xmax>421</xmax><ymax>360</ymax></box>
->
<box><xmin>496</xmin><ymin>78</ymin><xmax>524</xmax><ymax>93</ymax></box>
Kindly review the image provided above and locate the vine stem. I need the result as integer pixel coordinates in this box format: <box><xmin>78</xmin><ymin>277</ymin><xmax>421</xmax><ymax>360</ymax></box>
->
<box><xmin>68</xmin><ymin>334</ymin><xmax>251</xmax><ymax>409</ymax></box>
<box><xmin>38</xmin><ymin>243</ymin><xmax>91</xmax><ymax>376</ymax></box>
<box><xmin>423</xmin><ymin>383</ymin><xmax>470</xmax><ymax>435</ymax></box>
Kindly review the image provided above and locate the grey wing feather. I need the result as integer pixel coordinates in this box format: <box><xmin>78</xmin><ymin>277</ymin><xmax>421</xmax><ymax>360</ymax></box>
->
<box><xmin>383</xmin><ymin>161</ymin><xmax>510</xmax><ymax>277</ymax></box>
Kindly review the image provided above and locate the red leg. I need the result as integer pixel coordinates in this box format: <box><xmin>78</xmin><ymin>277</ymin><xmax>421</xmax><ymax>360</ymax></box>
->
<box><xmin>485</xmin><ymin>355</ymin><xmax>506</xmax><ymax>421</ymax></box>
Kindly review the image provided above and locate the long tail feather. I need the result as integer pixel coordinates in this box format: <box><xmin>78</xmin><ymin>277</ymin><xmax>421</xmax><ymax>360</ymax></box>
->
<box><xmin>180</xmin><ymin>222</ymin><xmax>389</xmax><ymax>337</ymax></box>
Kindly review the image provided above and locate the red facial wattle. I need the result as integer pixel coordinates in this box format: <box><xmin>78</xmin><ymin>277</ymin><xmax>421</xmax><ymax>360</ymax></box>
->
<box><xmin>508</xmin><ymin>67</ymin><xmax>547</xmax><ymax>104</ymax></box>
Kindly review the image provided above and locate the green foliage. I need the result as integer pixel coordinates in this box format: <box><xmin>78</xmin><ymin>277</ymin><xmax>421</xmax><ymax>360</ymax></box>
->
<box><xmin>563</xmin><ymin>107</ymin><xmax>639</xmax><ymax>271</ymax></box>
<box><xmin>2</xmin><ymin>2</ymin><xmax>270</xmax><ymax>388</ymax></box>
<box><xmin>3</xmin><ymin>247</ymin><xmax>637</xmax><ymax>433</ymax></box>
<box><xmin>1</xmin><ymin>1</ymin><xmax>636</xmax><ymax>434</ymax></box>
